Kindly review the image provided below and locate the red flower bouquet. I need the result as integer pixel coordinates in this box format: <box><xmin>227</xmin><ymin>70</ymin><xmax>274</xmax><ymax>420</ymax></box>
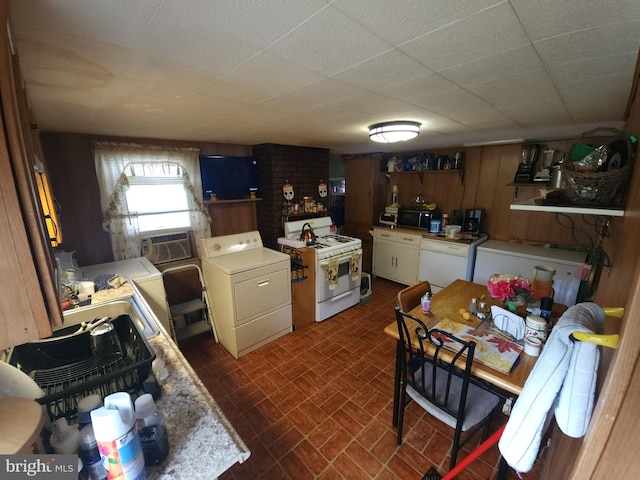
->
<box><xmin>487</xmin><ymin>274</ymin><xmax>533</xmax><ymax>303</ymax></box>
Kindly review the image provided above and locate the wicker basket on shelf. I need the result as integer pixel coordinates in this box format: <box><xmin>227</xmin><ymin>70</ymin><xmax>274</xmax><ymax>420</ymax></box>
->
<box><xmin>562</xmin><ymin>128</ymin><xmax>634</xmax><ymax>207</ymax></box>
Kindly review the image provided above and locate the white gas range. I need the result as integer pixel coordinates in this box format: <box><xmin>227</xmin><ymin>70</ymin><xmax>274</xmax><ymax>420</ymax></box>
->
<box><xmin>278</xmin><ymin>217</ymin><xmax>362</xmax><ymax>322</ymax></box>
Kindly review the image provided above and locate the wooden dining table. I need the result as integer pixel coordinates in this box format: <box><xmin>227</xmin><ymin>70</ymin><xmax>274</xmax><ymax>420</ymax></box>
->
<box><xmin>385</xmin><ymin>279</ymin><xmax>567</xmax><ymax>426</ymax></box>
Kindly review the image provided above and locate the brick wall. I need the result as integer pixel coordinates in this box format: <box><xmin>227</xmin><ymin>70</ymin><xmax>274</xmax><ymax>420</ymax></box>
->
<box><xmin>253</xmin><ymin>143</ymin><xmax>330</xmax><ymax>249</ymax></box>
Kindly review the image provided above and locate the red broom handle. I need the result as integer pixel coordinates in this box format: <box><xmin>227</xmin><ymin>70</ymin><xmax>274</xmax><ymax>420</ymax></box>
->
<box><xmin>441</xmin><ymin>424</ymin><xmax>507</xmax><ymax>480</ymax></box>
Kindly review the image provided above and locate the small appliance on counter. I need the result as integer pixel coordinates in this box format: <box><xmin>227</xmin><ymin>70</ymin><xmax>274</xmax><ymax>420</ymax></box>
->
<box><xmin>463</xmin><ymin>209</ymin><xmax>483</xmax><ymax>235</ymax></box>
<box><xmin>397</xmin><ymin>208</ymin><xmax>441</xmax><ymax>230</ymax></box>
<box><xmin>379</xmin><ymin>206</ymin><xmax>398</xmax><ymax>227</ymax></box>
<box><xmin>513</xmin><ymin>144</ymin><xmax>540</xmax><ymax>183</ymax></box>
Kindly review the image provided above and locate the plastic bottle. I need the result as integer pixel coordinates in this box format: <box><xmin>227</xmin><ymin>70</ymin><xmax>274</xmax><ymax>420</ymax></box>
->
<box><xmin>442</xmin><ymin>213</ymin><xmax>449</xmax><ymax>228</ymax></box>
<box><xmin>91</xmin><ymin>392</ymin><xmax>147</xmax><ymax>480</ymax></box>
<box><xmin>79</xmin><ymin>425</ymin><xmax>107</xmax><ymax>480</ymax></box>
<box><xmin>420</xmin><ymin>293</ymin><xmax>431</xmax><ymax>314</ymax></box>
<box><xmin>135</xmin><ymin>394</ymin><xmax>169</xmax><ymax>465</ymax></box>
<box><xmin>50</xmin><ymin>417</ymin><xmax>80</xmax><ymax>454</ymax></box>
<box><xmin>77</xmin><ymin>394</ymin><xmax>103</xmax><ymax>430</ymax></box>
<box><xmin>540</xmin><ymin>297</ymin><xmax>553</xmax><ymax>322</ymax></box>
<box><xmin>78</xmin><ymin>458</ymin><xmax>89</xmax><ymax>480</ymax></box>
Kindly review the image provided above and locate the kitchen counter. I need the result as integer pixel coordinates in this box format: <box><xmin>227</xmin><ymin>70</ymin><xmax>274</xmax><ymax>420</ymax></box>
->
<box><xmin>61</xmin><ymin>280</ymin><xmax>249</xmax><ymax>478</ymax></box>
<box><xmin>5</xmin><ymin>280</ymin><xmax>249</xmax><ymax>478</ymax></box>
<box><xmin>373</xmin><ymin>224</ymin><xmax>486</xmax><ymax>245</ymax></box>
<box><xmin>145</xmin><ymin>327</ymin><xmax>250</xmax><ymax>479</ymax></box>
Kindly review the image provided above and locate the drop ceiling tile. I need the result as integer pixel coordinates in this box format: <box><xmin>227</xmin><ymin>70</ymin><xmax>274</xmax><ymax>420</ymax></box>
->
<box><xmin>547</xmin><ymin>53</ymin><xmax>637</xmax><ymax>84</ymax></box>
<box><xmin>266</xmin><ymin>6</ymin><xmax>390</xmax><ymax>76</ymax></box>
<box><xmin>253</xmin><ymin>95</ymin><xmax>317</xmax><ymax>116</ymax></box>
<box><xmin>326</xmin><ymin>91</ymin><xmax>415</xmax><ymax>115</ymax></box>
<box><xmin>377</xmin><ymin>74</ymin><xmax>468</xmax><ymax>105</ymax></box>
<box><xmin>224</xmin><ymin>52</ymin><xmax>325</xmax><ymax>95</ymax></box>
<box><xmin>287</xmin><ymin>79</ymin><xmax>364</xmax><ymax>106</ymax></box>
<box><xmin>332</xmin><ymin>50</ymin><xmax>432</xmax><ymax>90</ymax></box>
<box><xmin>408</xmin><ymin>86</ymin><xmax>480</xmax><ymax>110</ymax></box>
<box><xmin>197</xmin><ymin>79</ymin><xmax>276</xmax><ymax>105</ymax></box>
<box><xmin>438</xmin><ymin>45</ymin><xmax>542</xmax><ymax>87</ymax></box>
<box><xmin>557</xmin><ymin>73</ymin><xmax>634</xmax><ymax>101</ymax></box>
<box><xmin>11</xmin><ymin>0</ymin><xmax>156</xmax><ymax>49</ymax></box>
<box><xmin>26</xmin><ymin>87</ymin><xmax>101</xmax><ymax>125</ymax></box>
<box><xmin>333</xmin><ymin>0</ymin><xmax>504</xmax><ymax>45</ymax></box>
<box><xmin>564</xmin><ymin>91</ymin><xmax>630</xmax><ymax>109</ymax></box>
<box><xmin>467</xmin><ymin>68</ymin><xmax>560</xmax><ymax>107</ymax></box>
<box><xmin>534</xmin><ymin>21</ymin><xmax>640</xmax><ymax>65</ymax></box>
<box><xmin>570</xmin><ymin>105</ymin><xmax>628</xmax><ymax>123</ymax></box>
<box><xmin>511</xmin><ymin>0</ymin><xmax>640</xmax><ymax>41</ymax></box>
<box><xmin>501</xmin><ymin>100</ymin><xmax>570</xmax><ymax>121</ymax></box>
<box><xmin>399</xmin><ymin>2</ymin><xmax>529</xmax><ymax>71</ymax></box>
<box><xmin>503</xmin><ymin>108</ymin><xmax>573</xmax><ymax>128</ymax></box>
<box><xmin>169</xmin><ymin>93</ymin><xmax>247</xmax><ymax>118</ymax></box>
<box><xmin>433</xmin><ymin>101</ymin><xmax>511</xmax><ymax>125</ymax></box>
<box><xmin>119</xmin><ymin>54</ymin><xmax>215</xmax><ymax>93</ymax></box>
<box><xmin>12</xmin><ymin>27</ymin><xmax>129</xmax><ymax>77</ymax></box>
<box><xmin>20</xmin><ymin>63</ymin><xmax>114</xmax><ymax>91</ymax></box>
<box><xmin>466</xmin><ymin>117</ymin><xmax>519</xmax><ymax>130</ymax></box>
<box><xmin>156</xmin><ymin>0</ymin><xmax>331</xmax><ymax>48</ymax></box>
<box><xmin>138</xmin><ymin>10</ymin><xmax>259</xmax><ymax>74</ymax></box>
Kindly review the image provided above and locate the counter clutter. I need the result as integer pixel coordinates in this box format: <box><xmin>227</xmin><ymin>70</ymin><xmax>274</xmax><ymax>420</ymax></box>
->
<box><xmin>2</xmin><ymin>278</ymin><xmax>250</xmax><ymax>479</ymax></box>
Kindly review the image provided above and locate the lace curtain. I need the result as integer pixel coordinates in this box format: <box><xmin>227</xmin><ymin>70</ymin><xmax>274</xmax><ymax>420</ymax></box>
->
<box><xmin>93</xmin><ymin>141</ymin><xmax>210</xmax><ymax>261</ymax></box>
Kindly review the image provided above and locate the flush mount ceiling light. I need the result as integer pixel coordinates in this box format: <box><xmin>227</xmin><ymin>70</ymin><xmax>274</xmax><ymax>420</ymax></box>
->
<box><xmin>369</xmin><ymin>121</ymin><xmax>421</xmax><ymax>143</ymax></box>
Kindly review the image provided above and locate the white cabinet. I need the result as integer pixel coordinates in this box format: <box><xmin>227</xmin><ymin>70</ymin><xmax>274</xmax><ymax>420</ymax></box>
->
<box><xmin>373</xmin><ymin>228</ymin><xmax>421</xmax><ymax>285</ymax></box>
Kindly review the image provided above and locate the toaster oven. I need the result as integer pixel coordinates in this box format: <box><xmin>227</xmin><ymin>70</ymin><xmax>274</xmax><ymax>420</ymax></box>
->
<box><xmin>379</xmin><ymin>211</ymin><xmax>397</xmax><ymax>226</ymax></box>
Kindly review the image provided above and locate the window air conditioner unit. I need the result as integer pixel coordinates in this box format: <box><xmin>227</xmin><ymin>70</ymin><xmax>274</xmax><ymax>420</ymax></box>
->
<box><xmin>141</xmin><ymin>231</ymin><xmax>192</xmax><ymax>264</ymax></box>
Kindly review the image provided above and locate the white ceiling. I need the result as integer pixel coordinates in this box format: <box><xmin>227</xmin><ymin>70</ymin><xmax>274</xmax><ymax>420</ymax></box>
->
<box><xmin>9</xmin><ymin>0</ymin><xmax>640</xmax><ymax>154</ymax></box>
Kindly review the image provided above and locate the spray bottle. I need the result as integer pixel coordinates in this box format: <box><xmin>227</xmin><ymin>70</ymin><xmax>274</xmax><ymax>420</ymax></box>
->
<box><xmin>90</xmin><ymin>392</ymin><xmax>147</xmax><ymax>480</ymax></box>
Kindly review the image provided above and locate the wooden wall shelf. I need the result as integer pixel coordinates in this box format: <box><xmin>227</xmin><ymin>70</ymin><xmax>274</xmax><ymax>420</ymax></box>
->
<box><xmin>205</xmin><ymin>197</ymin><xmax>262</xmax><ymax>205</ymax></box>
<box><xmin>206</xmin><ymin>198</ymin><xmax>262</xmax><ymax>236</ymax></box>
<box><xmin>387</xmin><ymin>167</ymin><xmax>465</xmax><ymax>185</ymax></box>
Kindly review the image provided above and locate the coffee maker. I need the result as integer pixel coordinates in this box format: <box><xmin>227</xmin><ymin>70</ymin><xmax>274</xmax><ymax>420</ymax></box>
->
<box><xmin>463</xmin><ymin>209</ymin><xmax>483</xmax><ymax>235</ymax></box>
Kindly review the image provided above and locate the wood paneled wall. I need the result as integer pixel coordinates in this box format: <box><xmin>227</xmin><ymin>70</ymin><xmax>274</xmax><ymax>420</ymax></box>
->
<box><xmin>380</xmin><ymin>139</ymin><xmax>607</xmax><ymax>250</ymax></box>
<box><xmin>541</xmin><ymin>51</ymin><xmax>640</xmax><ymax>480</ymax></box>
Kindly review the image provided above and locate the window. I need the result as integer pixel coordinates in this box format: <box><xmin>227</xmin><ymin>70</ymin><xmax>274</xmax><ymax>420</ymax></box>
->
<box><xmin>93</xmin><ymin>142</ymin><xmax>209</xmax><ymax>261</ymax></box>
<box><xmin>124</xmin><ymin>163</ymin><xmax>191</xmax><ymax>232</ymax></box>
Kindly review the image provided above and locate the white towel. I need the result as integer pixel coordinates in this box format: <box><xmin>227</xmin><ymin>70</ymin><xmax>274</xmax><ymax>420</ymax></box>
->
<box><xmin>350</xmin><ymin>252</ymin><xmax>360</xmax><ymax>281</ymax></box>
<box><xmin>498</xmin><ymin>303</ymin><xmax>604</xmax><ymax>474</ymax></box>
<box><xmin>326</xmin><ymin>258</ymin><xmax>339</xmax><ymax>290</ymax></box>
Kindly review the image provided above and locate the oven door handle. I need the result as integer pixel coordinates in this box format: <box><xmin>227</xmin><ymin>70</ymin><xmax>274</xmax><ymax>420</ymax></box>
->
<box><xmin>329</xmin><ymin>291</ymin><xmax>354</xmax><ymax>302</ymax></box>
<box><xmin>318</xmin><ymin>251</ymin><xmax>362</xmax><ymax>267</ymax></box>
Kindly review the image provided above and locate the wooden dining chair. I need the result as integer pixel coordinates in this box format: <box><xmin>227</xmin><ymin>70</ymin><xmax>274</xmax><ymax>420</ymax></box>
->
<box><xmin>397</xmin><ymin>280</ymin><xmax>432</xmax><ymax>312</ymax></box>
<box><xmin>395</xmin><ymin>307</ymin><xmax>500</xmax><ymax>470</ymax></box>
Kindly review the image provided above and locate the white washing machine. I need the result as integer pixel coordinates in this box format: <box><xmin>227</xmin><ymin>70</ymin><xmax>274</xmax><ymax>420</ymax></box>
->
<box><xmin>200</xmin><ymin>231</ymin><xmax>292</xmax><ymax>359</ymax></box>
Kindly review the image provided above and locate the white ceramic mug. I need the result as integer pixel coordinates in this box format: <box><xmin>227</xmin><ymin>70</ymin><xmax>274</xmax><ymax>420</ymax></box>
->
<box><xmin>524</xmin><ymin>336</ymin><xmax>542</xmax><ymax>357</ymax></box>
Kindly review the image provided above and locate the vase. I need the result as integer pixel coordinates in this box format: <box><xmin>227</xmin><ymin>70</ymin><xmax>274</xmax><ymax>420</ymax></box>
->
<box><xmin>504</xmin><ymin>296</ymin><xmax>526</xmax><ymax>312</ymax></box>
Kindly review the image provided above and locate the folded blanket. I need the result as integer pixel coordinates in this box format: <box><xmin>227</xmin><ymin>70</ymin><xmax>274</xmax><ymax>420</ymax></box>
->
<box><xmin>498</xmin><ymin>302</ymin><xmax>604</xmax><ymax>473</ymax></box>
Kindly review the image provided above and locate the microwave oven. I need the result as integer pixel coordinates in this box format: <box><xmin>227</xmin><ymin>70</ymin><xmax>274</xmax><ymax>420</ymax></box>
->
<box><xmin>397</xmin><ymin>209</ymin><xmax>435</xmax><ymax>230</ymax></box>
